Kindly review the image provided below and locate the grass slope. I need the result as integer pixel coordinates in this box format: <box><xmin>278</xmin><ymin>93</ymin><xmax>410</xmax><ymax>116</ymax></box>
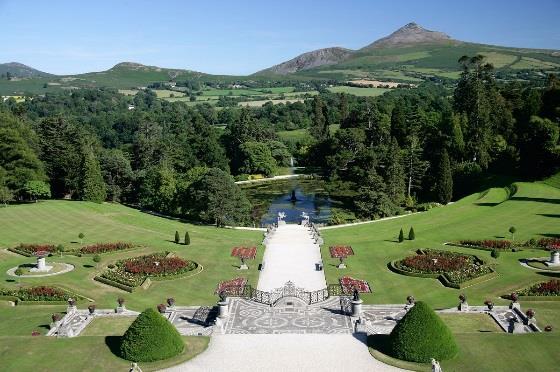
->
<box><xmin>0</xmin><ymin>200</ymin><xmax>262</xmax><ymax>308</ymax></box>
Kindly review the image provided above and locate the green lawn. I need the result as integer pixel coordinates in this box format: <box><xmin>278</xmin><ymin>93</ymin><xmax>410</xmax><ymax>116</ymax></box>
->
<box><xmin>0</xmin><ymin>200</ymin><xmax>262</xmax><ymax>309</ymax></box>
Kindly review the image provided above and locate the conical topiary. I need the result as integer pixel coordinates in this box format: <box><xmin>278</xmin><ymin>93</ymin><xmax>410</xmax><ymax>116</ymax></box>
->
<box><xmin>184</xmin><ymin>231</ymin><xmax>190</xmax><ymax>245</ymax></box>
<box><xmin>174</xmin><ymin>231</ymin><xmax>180</xmax><ymax>244</ymax></box>
<box><xmin>398</xmin><ymin>228</ymin><xmax>404</xmax><ymax>243</ymax></box>
<box><xmin>408</xmin><ymin>227</ymin><xmax>415</xmax><ymax>240</ymax></box>
<box><xmin>388</xmin><ymin>301</ymin><xmax>458</xmax><ymax>363</ymax></box>
<box><xmin>120</xmin><ymin>308</ymin><xmax>184</xmax><ymax>362</ymax></box>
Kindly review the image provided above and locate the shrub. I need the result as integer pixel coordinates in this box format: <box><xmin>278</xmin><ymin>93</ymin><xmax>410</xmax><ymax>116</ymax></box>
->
<box><xmin>408</xmin><ymin>227</ymin><xmax>415</xmax><ymax>240</ymax></box>
<box><xmin>120</xmin><ymin>308</ymin><xmax>184</xmax><ymax>362</ymax></box>
<box><xmin>388</xmin><ymin>301</ymin><xmax>458</xmax><ymax>363</ymax></box>
<box><xmin>80</xmin><ymin>242</ymin><xmax>134</xmax><ymax>254</ymax></box>
<box><xmin>174</xmin><ymin>231</ymin><xmax>180</xmax><ymax>244</ymax></box>
<box><xmin>184</xmin><ymin>231</ymin><xmax>190</xmax><ymax>246</ymax></box>
<box><xmin>398</xmin><ymin>228</ymin><xmax>404</xmax><ymax>243</ymax></box>
<box><xmin>93</xmin><ymin>255</ymin><xmax>101</xmax><ymax>263</ymax></box>
<box><xmin>491</xmin><ymin>249</ymin><xmax>500</xmax><ymax>259</ymax></box>
<box><xmin>14</xmin><ymin>267</ymin><xmax>23</xmax><ymax>276</ymax></box>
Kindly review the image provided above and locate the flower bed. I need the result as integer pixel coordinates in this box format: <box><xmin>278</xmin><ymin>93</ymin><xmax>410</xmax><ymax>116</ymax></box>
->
<box><xmin>80</xmin><ymin>242</ymin><xmax>134</xmax><ymax>254</ymax></box>
<box><xmin>215</xmin><ymin>277</ymin><xmax>248</xmax><ymax>296</ymax></box>
<box><xmin>456</xmin><ymin>240</ymin><xmax>513</xmax><ymax>250</ymax></box>
<box><xmin>519</xmin><ymin>280</ymin><xmax>560</xmax><ymax>297</ymax></box>
<box><xmin>231</xmin><ymin>246</ymin><xmax>257</xmax><ymax>260</ymax></box>
<box><xmin>0</xmin><ymin>286</ymin><xmax>82</xmax><ymax>304</ymax></box>
<box><xmin>339</xmin><ymin>276</ymin><xmax>371</xmax><ymax>294</ymax></box>
<box><xmin>329</xmin><ymin>245</ymin><xmax>355</xmax><ymax>258</ymax></box>
<box><xmin>96</xmin><ymin>252</ymin><xmax>197</xmax><ymax>291</ymax></box>
<box><xmin>8</xmin><ymin>243</ymin><xmax>56</xmax><ymax>256</ymax></box>
<box><xmin>393</xmin><ymin>249</ymin><xmax>492</xmax><ymax>286</ymax></box>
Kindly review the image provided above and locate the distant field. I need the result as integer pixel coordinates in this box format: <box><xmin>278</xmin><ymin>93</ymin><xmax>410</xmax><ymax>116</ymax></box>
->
<box><xmin>239</xmin><ymin>98</ymin><xmax>304</xmax><ymax>107</ymax></box>
<box><xmin>327</xmin><ymin>86</ymin><xmax>390</xmax><ymax>96</ymax></box>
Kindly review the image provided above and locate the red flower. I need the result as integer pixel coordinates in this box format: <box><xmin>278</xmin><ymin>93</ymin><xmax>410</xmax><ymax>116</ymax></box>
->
<box><xmin>231</xmin><ymin>247</ymin><xmax>257</xmax><ymax>260</ymax></box>
<box><xmin>329</xmin><ymin>246</ymin><xmax>355</xmax><ymax>259</ymax></box>
<box><xmin>80</xmin><ymin>242</ymin><xmax>133</xmax><ymax>254</ymax></box>
<box><xmin>215</xmin><ymin>277</ymin><xmax>247</xmax><ymax>295</ymax></box>
<box><xmin>339</xmin><ymin>276</ymin><xmax>371</xmax><ymax>294</ymax></box>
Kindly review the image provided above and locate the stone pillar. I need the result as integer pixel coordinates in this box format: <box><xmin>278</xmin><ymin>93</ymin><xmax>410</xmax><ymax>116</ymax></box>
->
<box><xmin>351</xmin><ymin>299</ymin><xmax>363</xmax><ymax>317</ymax></box>
<box><xmin>459</xmin><ymin>301</ymin><xmax>469</xmax><ymax>311</ymax></box>
<box><xmin>37</xmin><ymin>257</ymin><xmax>46</xmax><ymax>271</ymax></box>
<box><xmin>550</xmin><ymin>251</ymin><xmax>560</xmax><ymax>266</ymax></box>
<box><xmin>218</xmin><ymin>299</ymin><xmax>229</xmax><ymax>318</ymax></box>
<box><xmin>116</xmin><ymin>305</ymin><xmax>126</xmax><ymax>313</ymax></box>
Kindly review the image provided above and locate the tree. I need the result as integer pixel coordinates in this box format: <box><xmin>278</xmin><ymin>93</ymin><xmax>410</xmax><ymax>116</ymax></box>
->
<box><xmin>509</xmin><ymin>226</ymin><xmax>517</xmax><ymax>241</ymax></box>
<box><xmin>184</xmin><ymin>231</ymin><xmax>190</xmax><ymax>245</ymax></box>
<box><xmin>0</xmin><ymin>112</ymin><xmax>47</xmax><ymax>195</ymax></box>
<box><xmin>518</xmin><ymin>116</ymin><xmax>559</xmax><ymax>178</ymax></box>
<box><xmin>93</xmin><ymin>254</ymin><xmax>101</xmax><ymax>268</ymax></box>
<box><xmin>408</xmin><ymin>227</ymin><xmax>415</xmax><ymax>240</ymax></box>
<box><xmin>56</xmin><ymin>244</ymin><xmax>64</xmax><ymax>257</ymax></box>
<box><xmin>139</xmin><ymin>162</ymin><xmax>178</xmax><ymax>214</ymax></box>
<box><xmin>78</xmin><ymin>232</ymin><xmax>85</xmax><ymax>245</ymax></box>
<box><xmin>388</xmin><ymin>301</ymin><xmax>458</xmax><ymax>362</ymax></box>
<box><xmin>355</xmin><ymin>172</ymin><xmax>398</xmax><ymax>220</ymax></box>
<box><xmin>435</xmin><ymin>150</ymin><xmax>453</xmax><ymax>204</ymax></box>
<box><xmin>239</xmin><ymin>141</ymin><xmax>277</xmax><ymax>177</ymax></box>
<box><xmin>398</xmin><ymin>228</ymin><xmax>404</xmax><ymax>243</ymax></box>
<box><xmin>23</xmin><ymin>180</ymin><xmax>51</xmax><ymax>202</ymax></box>
<box><xmin>119</xmin><ymin>308</ymin><xmax>184</xmax><ymax>362</ymax></box>
<box><xmin>310</xmin><ymin>95</ymin><xmax>329</xmax><ymax>141</ymax></box>
<box><xmin>174</xmin><ymin>231</ymin><xmax>180</xmax><ymax>244</ymax></box>
<box><xmin>80</xmin><ymin>148</ymin><xmax>106</xmax><ymax>203</ymax></box>
<box><xmin>403</xmin><ymin>135</ymin><xmax>428</xmax><ymax>198</ymax></box>
<box><xmin>384</xmin><ymin>138</ymin><xmax>406</xmax><ymax>205</ymax></box>
<box><xmin>491</xmin><ymin>249</ymin><xmax>500</xmax><ymax>259</ymax></box>
<box><xmin>99</xmin><ymin>149</ymin><xmax>134</xmax><ymax>202</ymax></box>
<box><xmin>186</xmin><ymin>168</ymin><xmax>252</xmax><ymax>227</ymax></box>
<box><xmin>0</xmin><ymin>186</ymin><xmax>14</xmax><ymax>207</ymax></box>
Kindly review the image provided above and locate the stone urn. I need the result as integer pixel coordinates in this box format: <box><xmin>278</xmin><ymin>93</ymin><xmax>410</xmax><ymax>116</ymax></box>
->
<box><xmin>116</xmin><ymin>297</ymin><xmax>126</xmax><ymax>313</ymax></box>
<box><xmin>88</xmin><ymin>304</ymin><xmax>96</xmax><ymax>315</ymax></box>
<box><xmin>458</xmin><ymin>294</ymin><xmax>469</xmax><ymax>311</ymax></box>
<box><xmin>509</xmin><ymin>292</ymin><xmax>520</xmax><ymax>310</ymax></box>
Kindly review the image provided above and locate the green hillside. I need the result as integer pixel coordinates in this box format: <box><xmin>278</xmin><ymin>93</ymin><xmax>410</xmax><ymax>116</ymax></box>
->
<box><xmin>297</xmin><ymin>42</ymin><xmax>560</xmax><ymax>82</ymax></box>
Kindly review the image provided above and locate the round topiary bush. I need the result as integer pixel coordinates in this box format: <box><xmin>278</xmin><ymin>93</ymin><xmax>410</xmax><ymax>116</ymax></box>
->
<box><xmin>120</xmin><ymin>307</ymin><xmax>184</xmax><ymax>362</ymax></box>
<box><xmin>388</xmin><ymin>301</ymin><xmax>458</xmax><ymax>363</ymax></box>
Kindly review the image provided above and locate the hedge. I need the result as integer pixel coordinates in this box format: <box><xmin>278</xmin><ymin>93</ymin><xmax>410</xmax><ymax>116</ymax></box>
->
<box><xmin>120</xmin><ymin>308</ymin><xmax>184</xmax><ymax>362</ymax></box>
<box><xmin>7</xmin><ymin>247</ymin><xmax>34</xmax><ymax>257</ymax></box>
<box><xmin>389</xmin><ymin>301</ymin><xmax>458</xmax><ymax>363</ymax></box>
<box><xmin>389</xmin><ymin>260</ymin><xmax>496</xmax><ymax>289</ymax></box>
<box><xmin>93</xmin><ymin>276</ymin><xmax>135</xmax><ymax>293</ymax></box>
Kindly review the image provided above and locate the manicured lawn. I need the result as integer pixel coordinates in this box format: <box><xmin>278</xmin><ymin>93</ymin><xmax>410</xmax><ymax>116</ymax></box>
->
<box><xmin>81</xmin><ymin>317</ymin><xmax>135</xmax><ymax>336</ymax></box>
<box><xmin>439</xmin><ymin>313</ymin><xmax>501</xmax><ymax>333</ymax></box>
<box><xmin>0</xmin><ymin>335</ymin><xmax>209</xmax><ymax>372</ymax></box>
<box><xmin>0</xmin><ymin>201</ymin><xmax>262</xmax><ymax>310</ymax></box>
<box><xmin>321</xmin><ymin>181</ymin><xmax>560</xmax><ymax>308</ymax></box>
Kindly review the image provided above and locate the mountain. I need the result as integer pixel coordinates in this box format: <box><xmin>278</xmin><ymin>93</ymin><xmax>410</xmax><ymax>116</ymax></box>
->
<box><xmin>0</xmin><ymin>62</ymin><xmax>52</xmax><ymax>78</ymax></box>
<box><xmin>257</xmin><ymin>47</ymin><xmax>353</xmax><ymax>75</ymax></box>
<box><xmin>360</xmin><ymin>22</ymin><xmax>453</xmax><ymax>50</ymax></box>
<box><xmin>257</xmin><ymin>22</ymin><xmax>560</xmax><ymax>82</ymax></box>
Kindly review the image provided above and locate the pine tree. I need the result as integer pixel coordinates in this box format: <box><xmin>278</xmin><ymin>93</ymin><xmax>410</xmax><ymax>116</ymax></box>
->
<box><xmin>404</xmin><ymin>135</ymin><xmax>428</xmax><ymax>198</ymax></box>
<box><xmin>174</xmin><ymin>231</ymin><xmax>180</xmax><ymax>244</ymax></box>
<box><xmin>184</xmin><ymin>231</ymin><xmax>190</xmax><ymax>245</ymax></box>
<box><xmin>385</xmin><ymin>138</ymin><xmax>406</xmax><ymax>205</ymax></box>
<box><xmin>398</xmin><ymin>228</ymin><xmax>404</xmax><ymax>243</ymax></box>
<box><xmin>310</xmin><ymin>96</ymin><xmax>328</xmax><ymax>141</ymax></box>
<box><xmin>81</xmin><ymin>148</ymin><xmax>106</xmax><ymax>203</ymax></box>
<box><xmin>408</xmin><ymin>227</ymin><xmax>415</xmax><ymax>240</ymax></box>
<box><xmin>436</xmin><ymin>150</ymin><xmax>453</xmax><ymax>204</ymax></box>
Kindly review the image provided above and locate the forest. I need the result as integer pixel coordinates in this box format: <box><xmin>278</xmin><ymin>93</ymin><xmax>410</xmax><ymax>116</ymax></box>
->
<box><xmin>1</xmin><ymin>55</ymin><xmax>559</xmax><ymax>225</ymax></box>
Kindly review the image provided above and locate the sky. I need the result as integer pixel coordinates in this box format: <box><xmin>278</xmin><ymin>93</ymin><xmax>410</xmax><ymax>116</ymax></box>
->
<box><xmin>1</xmin><ymin>0</ymin><xmax>559</xmax><ymax>75</ymax></box>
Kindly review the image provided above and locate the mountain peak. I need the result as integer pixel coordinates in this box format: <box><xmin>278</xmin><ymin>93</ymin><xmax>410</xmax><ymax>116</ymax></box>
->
<box><xmin>0</xmin><ymin>62</ymin><xmax>52</xmax><ymax>77</ymax></box>
<box><xmin>255</xmin><ymin>47</ymin><xmax>354</xmax><ymax>75</ymax></box>
<box><xmin>362</xmin><ymin>22</ymin><xmax>452</xmax><ymax>50</ymax></box>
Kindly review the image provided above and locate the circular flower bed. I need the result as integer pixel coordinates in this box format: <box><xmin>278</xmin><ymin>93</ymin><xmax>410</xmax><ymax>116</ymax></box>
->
<box><xmin>519</xmin><ymin>279</ymin><xmax>560</xmax><ymax>297</ymax></box>
<box><xmin>97</xmin><ymin>252</ymin><xmax>197</xmax><ymax>290</ymax></box>
<box><xmin>393</xmin><ymin>249</ymin><xmax>492</xmax><ymax>285</ymax></box>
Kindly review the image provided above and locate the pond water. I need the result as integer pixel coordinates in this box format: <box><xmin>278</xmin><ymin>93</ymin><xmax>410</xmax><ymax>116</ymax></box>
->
<box><xmin>241</xmin><ymin>178</ymin><xmax>333</xmax><ymax>226</ymax></box>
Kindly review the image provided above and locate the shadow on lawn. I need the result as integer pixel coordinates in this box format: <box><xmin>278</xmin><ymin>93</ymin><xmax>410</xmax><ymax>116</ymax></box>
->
<box><xmin>536</xmin><ymin>271</ymin><xmax>560</xmax><ymax>278</ymax></box>
<box><xmin>509</xmin><ymin>196</ymin><xmax>560</xmax><ymax>205</ymax></box>
<box><xmin>540</xmin><ymin>233</ymin><xmax>560</xmax><ymax>238</ymax></box>
<box><xmin>537</xmin><ymin>214</ymin><xmax>560</xmax><ymax>218</ymax></box>
<box><xmin>105</xmin><ymin>336</ymin><xmax>124</xmax><ymax>358</ymax></box>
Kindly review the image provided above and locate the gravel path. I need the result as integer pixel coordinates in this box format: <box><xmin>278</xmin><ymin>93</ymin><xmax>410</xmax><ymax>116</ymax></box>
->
<box><xmin>163</xmin><ymin>334</ymin><xmax>407</xmax><ymax>372</ymax></box>
<box><xmin>257</xmin><ymin>224</ymin><xmax>326</xmax><ymax>292</ymax></box>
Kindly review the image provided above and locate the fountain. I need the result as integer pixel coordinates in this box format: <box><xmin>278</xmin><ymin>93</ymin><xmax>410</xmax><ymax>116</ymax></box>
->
<box><xmin>30</xmin><ymin>251</ymin><xmax>53</xmax><ymax>273</ymax></box>
<box><xmin>290</xmin><ymin>190</ymin><xmax>298</xmax><ymax>202</ymax></box>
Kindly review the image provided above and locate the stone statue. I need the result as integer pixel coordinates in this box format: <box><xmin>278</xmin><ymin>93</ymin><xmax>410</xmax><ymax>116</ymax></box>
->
<box><xmin>431</xmin><ymin>358</ymin><xmax>442</xmax><ymax>372</ymax></box>
<box><xmin>353</xmin><ymin>288</ymin><xmax>360</xmax><ymax>301</ymax></box>
<box><xmin>218</xmin><ymin>290</ymin><xmax>226</xmax><ymax>302</ymax></box>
